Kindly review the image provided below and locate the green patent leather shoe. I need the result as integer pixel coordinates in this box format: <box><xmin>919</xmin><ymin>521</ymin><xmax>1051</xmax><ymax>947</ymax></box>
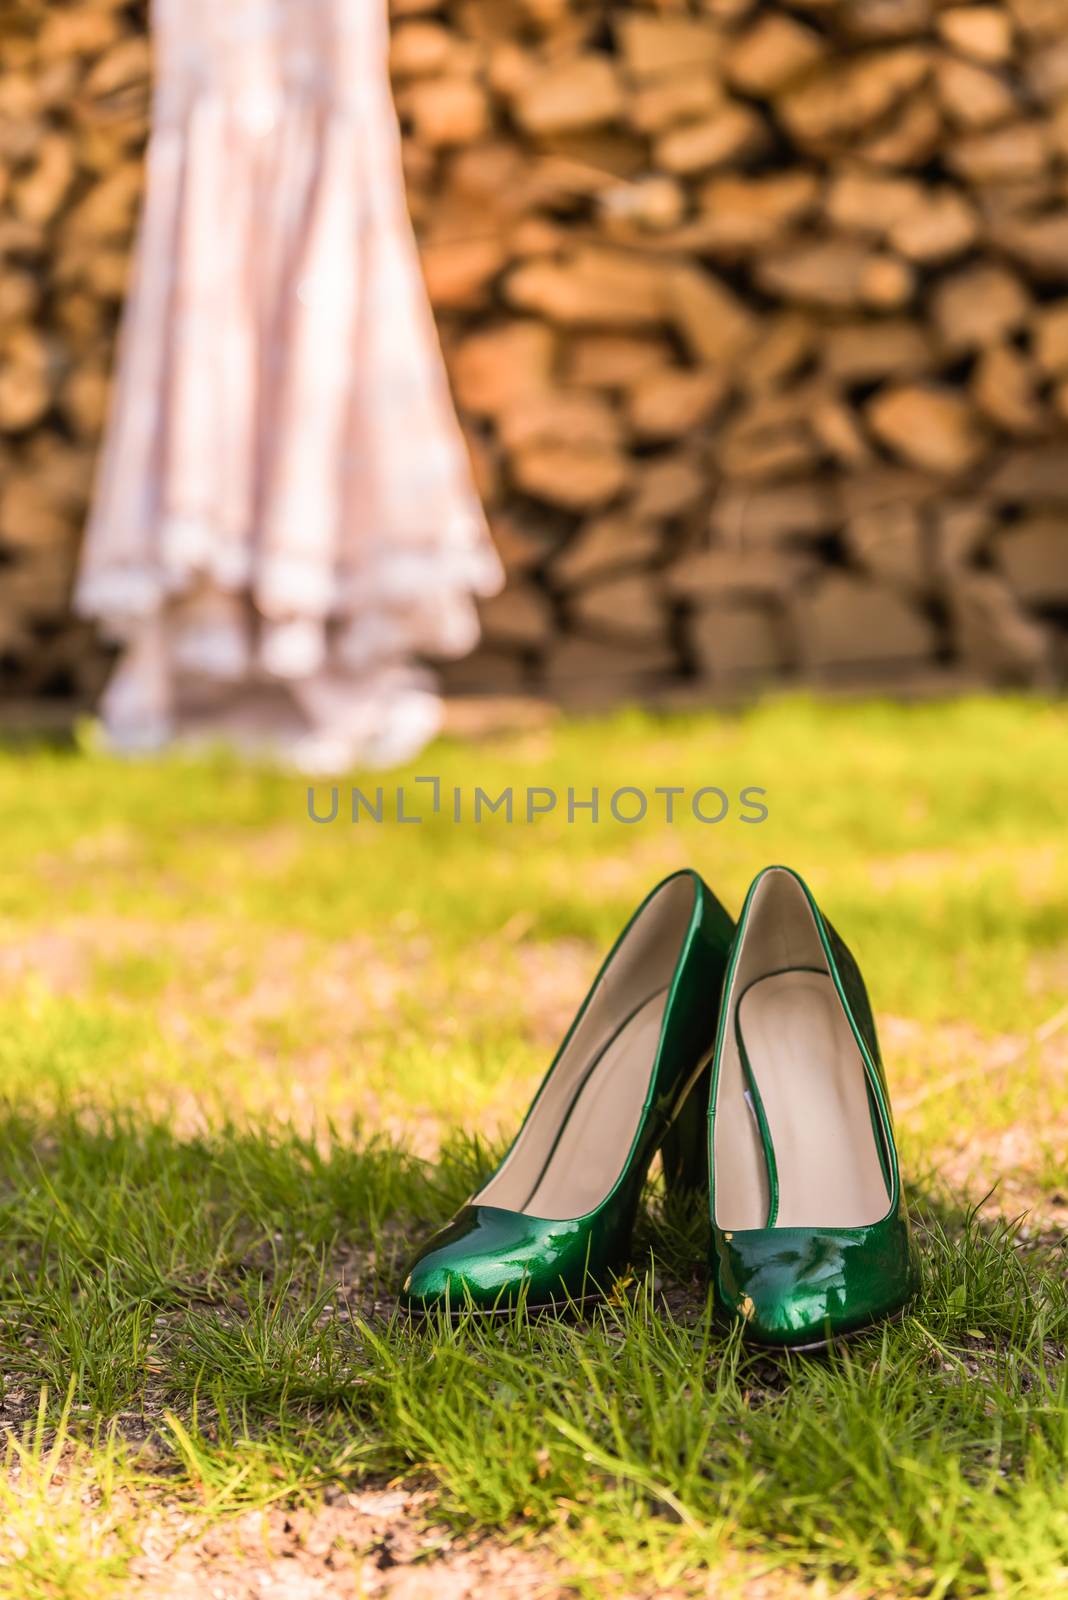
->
<box><xmin>708</xmin><ymin>866</ymin><xmax>917</xmax><ymax>1350</ymax></box>
<box><xmin>401</xmin><ymin>870</ymin><xmax>735</xmax><ymax>1315</ymax></box>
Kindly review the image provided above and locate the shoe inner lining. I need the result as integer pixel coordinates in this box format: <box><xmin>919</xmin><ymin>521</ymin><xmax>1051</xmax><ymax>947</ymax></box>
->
<box><xmin>474</xmin><ymin>875</ymin><xmax>695</xmax><ymax>1221</ymax></box>
<box><xmin>713</xmin><ymin>869</ymin><xmax>890</xmax><ymax>1231</ymax></box>
<box><xmin>520</xmin><ymin>989</ymin><xmax>667</xmax><ymax>1220</ymax></box>
<box><xmin>736</xmin><ymin>971</ymin><xmax>890</xmax><ymax>1229</ymax></box>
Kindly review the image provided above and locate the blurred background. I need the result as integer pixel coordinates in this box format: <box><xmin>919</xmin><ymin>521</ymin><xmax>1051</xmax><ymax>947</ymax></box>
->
<box><xmin>0</xmin><ymin>0</ymin><xmax>1066</xmax><ymax>726</ymax></box>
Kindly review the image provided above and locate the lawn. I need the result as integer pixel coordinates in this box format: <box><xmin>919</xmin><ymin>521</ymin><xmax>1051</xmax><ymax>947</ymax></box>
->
<box><xmin>0</xmin><ymin>694</ymin><xmax>1064</xmax><ymax>1599</ymax></box>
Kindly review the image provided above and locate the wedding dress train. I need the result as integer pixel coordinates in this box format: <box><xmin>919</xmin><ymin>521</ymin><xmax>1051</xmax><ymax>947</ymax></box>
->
<box><xmin>77</xmin><ymin>0</ymin><xmax>501</xmax><ymax>771</ymax></box>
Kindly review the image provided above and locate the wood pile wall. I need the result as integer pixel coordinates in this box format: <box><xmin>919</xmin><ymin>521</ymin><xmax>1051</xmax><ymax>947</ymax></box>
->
<box><xmin>2</xmin><ymin>0</ymin><xmax>1067</xmax><ymax>708</ymax></box>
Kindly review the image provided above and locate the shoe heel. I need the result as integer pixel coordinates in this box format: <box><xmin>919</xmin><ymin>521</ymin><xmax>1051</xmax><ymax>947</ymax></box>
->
<box><xmin>660</xmin><ymin>1059</ymin><xmax>710</xmax><ymax>1198</ymax></box>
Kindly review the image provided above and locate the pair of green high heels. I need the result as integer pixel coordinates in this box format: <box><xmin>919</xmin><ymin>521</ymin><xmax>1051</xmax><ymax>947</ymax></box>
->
<box><xmin>401</xmin><ymin>867</ymin><xmax>918</xmax><ymax>1350</ymax></box>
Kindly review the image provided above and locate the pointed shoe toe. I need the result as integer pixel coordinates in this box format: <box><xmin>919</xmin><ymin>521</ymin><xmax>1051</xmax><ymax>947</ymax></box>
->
<box><xmin>400</xmin><ymin>1206</ymin><xmax>607</xmax><ymax>1315</ymax></box>
<box><xmin>713</xmin><ymin>1221</ymin><xmax>917</xmax><ymax>1349</ymax></box>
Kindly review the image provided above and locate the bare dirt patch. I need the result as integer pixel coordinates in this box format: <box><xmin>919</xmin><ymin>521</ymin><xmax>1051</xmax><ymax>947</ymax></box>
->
<box><xmin>130</xmin><ymin>1489</ymin><xmax>562</xmax><ymax>1599</ymax></box>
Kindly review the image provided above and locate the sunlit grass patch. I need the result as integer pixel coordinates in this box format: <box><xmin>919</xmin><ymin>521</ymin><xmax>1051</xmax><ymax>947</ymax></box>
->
<box><xmin>0</xmin><ymin>1391</ymin><xmax>137</xmax><ymax>1600</ymax></box>
<box><xmin>0</xmin><ymin>694</ymin><xmax>1064</xmax><ymax>1596</ymax></box>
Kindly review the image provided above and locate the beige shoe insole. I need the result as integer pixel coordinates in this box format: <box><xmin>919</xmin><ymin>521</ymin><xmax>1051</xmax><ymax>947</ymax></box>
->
<box><xmin>736</xmin><ymin>971</ymin><xmax>890</xmax><ymax>1229</ymax></box>
<box><xmin>513</xmin><ymin>989</ymin><xmax>668</xmax><ymax>1221</ymax></box>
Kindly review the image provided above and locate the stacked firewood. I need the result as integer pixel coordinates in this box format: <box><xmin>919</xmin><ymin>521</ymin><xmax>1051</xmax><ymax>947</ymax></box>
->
<box><xmin>403</xmin><ymin>0</ymin><xmax>1068</xmax><ymax>697</ymax></box>
<box><xmin>0</xmin><ymin>0</ymin><xmax>148</xmax><ymax>701</ymax></box>
<box><xmin>2</xmin><ymin>0</ymin><xmax>1067</xmax><ymax>709</ymax></box>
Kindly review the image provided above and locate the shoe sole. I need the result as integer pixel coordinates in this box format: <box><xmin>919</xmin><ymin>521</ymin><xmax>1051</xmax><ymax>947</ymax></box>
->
<box><xmin>741</xmin><ymin>1302</ymin><xmax>909</xmax><ymax>1355</ymax></box>
<box><xmin>397</xmin><ymin>1289</ymin><xmax>608</xmax><ymax>1324</ymax></box>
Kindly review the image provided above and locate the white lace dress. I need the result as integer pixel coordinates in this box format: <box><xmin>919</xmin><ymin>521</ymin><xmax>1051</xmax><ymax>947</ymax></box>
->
<box><xmin>77</xmin><ymin>0</ymin><xmax>501</xmax><ymax>771</ymax></box>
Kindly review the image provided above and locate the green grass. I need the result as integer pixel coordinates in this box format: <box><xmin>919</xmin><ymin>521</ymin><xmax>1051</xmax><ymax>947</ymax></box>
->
<box><xmin>0</xmin><ymin>695</ymin><xmax>1065</xmax><ymax>1597</ymax></box>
